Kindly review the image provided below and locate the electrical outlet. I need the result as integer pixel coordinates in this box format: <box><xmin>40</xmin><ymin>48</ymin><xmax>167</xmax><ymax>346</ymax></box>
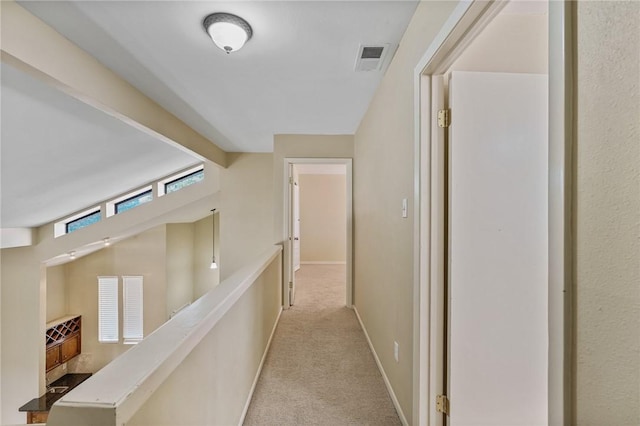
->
<box><xmin>394</xmin><ymin>341</ymin><xmax>399</xmax><ymax>362</ymax></box>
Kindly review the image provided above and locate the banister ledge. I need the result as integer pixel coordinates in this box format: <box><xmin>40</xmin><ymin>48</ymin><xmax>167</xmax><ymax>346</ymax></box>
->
<box><xmin>46</xmin><ymin>245</ymin><xmax>283</xmax><ymax>426</ymax></box>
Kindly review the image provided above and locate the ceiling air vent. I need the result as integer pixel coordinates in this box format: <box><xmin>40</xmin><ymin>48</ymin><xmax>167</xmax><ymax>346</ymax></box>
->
<box><xmin>354</xmin><ymin>43</ymin><xmax>392</xmax><ymax>72</ymax></box>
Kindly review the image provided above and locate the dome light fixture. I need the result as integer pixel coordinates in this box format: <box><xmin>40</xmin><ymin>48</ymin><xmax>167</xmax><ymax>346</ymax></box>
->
<box><xmin>203</xmin><ymin>12</ymin><xmax>253</xmax><ymax>54</ymax></box>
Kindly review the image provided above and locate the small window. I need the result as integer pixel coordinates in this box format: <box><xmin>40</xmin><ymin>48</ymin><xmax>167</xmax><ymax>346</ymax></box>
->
<box><xmin>123</xmin><ymin>276</ymin><xmax>144</xmax><ymax>343</ymax></box>
<box><xmin>164</xmin><ymin>169</ymin><xmax>204</xmax><ymax>194</ymax></box>
<box><xmin>115</xmin><ymin>189</ymin><xmax>153</xmax><ymax>214</ymax></box>
<box><xmin>98</xmin><ymin>277</ymin><xmax>119</xmax><ymax>343</ymax></box>
<box><xmin>66</xmin><ymin>210</ymin><xmax>101</xmax><ymax>234</ymax></box>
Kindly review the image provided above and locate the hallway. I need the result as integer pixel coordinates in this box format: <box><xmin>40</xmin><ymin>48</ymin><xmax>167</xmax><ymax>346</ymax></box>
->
<box><xmin>244</xmin><ymin>265</ymin><xmax>401</xmax><ymax>425</ymax></box>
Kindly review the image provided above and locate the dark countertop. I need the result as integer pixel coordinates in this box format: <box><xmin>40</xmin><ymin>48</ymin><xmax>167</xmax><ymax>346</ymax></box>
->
<box><xmin>19</xmin><ymin>373</ymin><xmax>92</xmax><ymax>412</ymax></box>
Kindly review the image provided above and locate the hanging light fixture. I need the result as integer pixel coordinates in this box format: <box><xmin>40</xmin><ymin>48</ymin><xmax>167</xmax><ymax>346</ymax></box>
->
<box><xmin>203</xmin><ymin>12</ymin><xmax>253</xmax><ymax>54</ymax></box>
<box><xmin>210</xmin><ymin>209</ymin><xmax>218</xmax><ymax>269</ymax></box>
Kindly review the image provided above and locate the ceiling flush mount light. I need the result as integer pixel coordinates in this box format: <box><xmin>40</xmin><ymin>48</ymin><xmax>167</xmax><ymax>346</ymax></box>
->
<box><xmin>210</xmin><ymin>209</ymin><xmax>218</xmax><ymax>269</ymax></box>
<box><xmin>203</xmin><ymin>12</ymin><xmax>253</xmax><ymax>54</ymax></box>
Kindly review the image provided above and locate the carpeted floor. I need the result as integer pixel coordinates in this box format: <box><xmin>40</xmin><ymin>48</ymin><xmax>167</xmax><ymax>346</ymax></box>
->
<box><xmin>243</xmin><ymin>264</ymin><xmax>401</xmax><ymax>426</ymax></box>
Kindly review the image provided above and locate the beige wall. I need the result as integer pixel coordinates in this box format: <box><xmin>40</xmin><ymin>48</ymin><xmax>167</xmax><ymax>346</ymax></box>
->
<box><xmin>0</xmin><ymin>247</ymin><xmax>44</xmax><ymax>425</ymax></box>
<box><xmin>353</xmin><ymin>2</ymin><xmax>459</xmax><ymax>423</ymax></box>
<box><xmin>128</xmin><ymin>252</ymin><xmax>282</xmax><ymax>426</ymax></box>
<box><xmin>220</xmin><ymin>153</ymin><xmax>275</xmax><ymax>281</ymax></box>
<box><xmin>273</xmin><ymin>134</ymin><xmax>354</xmax><ymax>244</ymax></box>
<box><xmin>299</xmin><ymin>174</ymin><xmax>346</xmax><ymax>263</ymax></box>
<box><xmin>575</xmin><ymin>1</ymin><xmax>640</xmax><ymax>424</ymax></box>
<box><xmin>46</xmin><ymin>264</ymin><xmax>67</xmax><ymax>322</ymax></box>
<box><xmin>166</xmin><ymin>224</ymin><xmax>195</xmax><ymax>319</ymax></box>
<box><xmin>193</xmin><ymin>214</ymin><xmax>220</xmax><ymax>300</ymax></box>
<box><xmin>450</xmin><ymin>12</ymin><xmax>548</xmax><ymax>74</ymax></box>
<box><xmin>63</xmin><ymin>225</ymin><xmax>168</xmax><ymax>374</ymax></box>
<box><xmin>1</xmin><ymin>197</ymin><xmax>220</xmax><ymax>424</ymax></box>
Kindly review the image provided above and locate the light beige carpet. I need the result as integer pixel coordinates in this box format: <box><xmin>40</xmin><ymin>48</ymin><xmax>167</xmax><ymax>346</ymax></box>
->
<box><xmin>243</xmin><ymin>264</ymin><xmax>401</xmax><ymax>426</ymax></box>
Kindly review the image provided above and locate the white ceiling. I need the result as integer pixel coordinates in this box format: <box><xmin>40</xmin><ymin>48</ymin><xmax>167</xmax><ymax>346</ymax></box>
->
<box><xmin>0</xmin><ymin>62</ymin><xmax>199</xmax><ymax>228</ymax></box>
<box><xmin>2</xmin><ymin>1</ymin><xmax>418</xmax><ymax>230</ymax></box>
<box><xmin>18</xmin><ymin>1</ymin><xmax>419</xmax><ymax>152</ymax></box>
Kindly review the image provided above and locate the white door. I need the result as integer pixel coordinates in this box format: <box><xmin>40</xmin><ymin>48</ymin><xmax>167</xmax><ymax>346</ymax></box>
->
<box><xmin>447</xmin><ymin>71</ymin><xmax>548</xmax><ymax>425</ymax></box>
<box><xmin>287</xmin><ymin>164</ymin><xmax>296</xmax><ymax>306</ymax></box>
<box><xmin>293</xmin><ymin>179</ymin><xmax>301</xmax><ymax>271</ymax></box>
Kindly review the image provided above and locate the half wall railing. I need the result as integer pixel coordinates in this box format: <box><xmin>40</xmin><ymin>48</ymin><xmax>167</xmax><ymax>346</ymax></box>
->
<box><xmin>46</xmin><ymin>245</ymin><xmax>283</xmax><ymax>426</ymax></box>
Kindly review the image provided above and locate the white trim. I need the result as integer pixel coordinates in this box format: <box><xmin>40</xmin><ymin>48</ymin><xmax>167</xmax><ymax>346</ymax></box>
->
<box><xmin>282</xmin><ymin>158</ymin><xmax>353</xmax><ymax>309</ymax></box>
<box><xmin>548</xmin><ymin>2</ymin><xmax>574</xmax><ymax>424</ymax></box>
<box><xmin>300</xmin><ymin>261</ymin><xmax>346</xmax><ymax>265</ymax></box>
<box><xmin>412</xmin><ymin>1</ymin><xmax>572</xmax><ymax>425</ymax></box>
<box><xmin>354</xmin><ymin>307</ymin><xmax>408</xmax><ymax>426</ymax></box>
<box><xmin>238</xmin><ymin>307</ymin><xmax>283</xmax><ymax>426</ymax></box>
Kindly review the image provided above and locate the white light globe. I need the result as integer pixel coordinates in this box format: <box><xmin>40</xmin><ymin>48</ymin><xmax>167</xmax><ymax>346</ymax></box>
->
<box><xmin>208</xmin><ymin>21</ymin><xmax>249</xmax><ymax>53</ymax></box>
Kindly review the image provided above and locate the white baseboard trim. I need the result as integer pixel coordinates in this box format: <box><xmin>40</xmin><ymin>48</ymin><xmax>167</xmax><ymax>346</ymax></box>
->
<box><xmin>300</xmin><ymin>261</ymin><xmax>347</xmax><ymax>265</ymax></box>
<box><xmin>353</xmin><ymin>307</ymin><xmax>409</xmax><ymax>426</ymax></box>
<box><xmin>238</xmin><ymin>306</ymin><xmax>283</xmax><ymax>426</ymax></box>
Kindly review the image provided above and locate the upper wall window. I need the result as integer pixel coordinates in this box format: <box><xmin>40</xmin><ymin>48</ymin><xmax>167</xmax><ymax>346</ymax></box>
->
<box><xmin>55</xmin><ymin>207</ymin><xmax>102</xmax><ymax>237</ymax></box>
<box><xmin>66</xmin><ymin>209</ymin><xmax>102</xmax><ymax>234</ymax></box>
<box><xmin>106</xmin><ymin>185</ymin><xmax>153</xmax><ymax>217</ymax></box>
<box><xmin>115</xmin><ymin>189</ymin><xmax>153</xmax><ymax>214</ymax></box>
<box><xmin>165</xmin><ymin>169</ymin><xmax>204</xmax><ymax>194</ymax></box>
<box><xmin>158</xmin><ymin>165</ymin><xmax>204</xmax><ymax>197</ymax></box>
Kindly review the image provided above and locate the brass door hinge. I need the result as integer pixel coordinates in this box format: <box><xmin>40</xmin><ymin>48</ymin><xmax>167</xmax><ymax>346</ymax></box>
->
<box><xmin>437</xmin><ymin>109</ymin><xmax>451</xmax><ymax>128</ymax></box>
<box><xmin>436</xmin><ymin>394</ymin><xmax>450</xmax><ymax>415</ymax></box>
<box><xmin>289</xmin><ymin>281</ymin><xmax>293</xmax><ymax>289</ymax></box>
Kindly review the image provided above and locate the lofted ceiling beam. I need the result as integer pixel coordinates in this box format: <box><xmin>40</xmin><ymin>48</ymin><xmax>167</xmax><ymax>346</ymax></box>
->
<box><xmin>0</xmin><ymin>0</ymin><xmax>227</xmax><ymax>168</ymax></box>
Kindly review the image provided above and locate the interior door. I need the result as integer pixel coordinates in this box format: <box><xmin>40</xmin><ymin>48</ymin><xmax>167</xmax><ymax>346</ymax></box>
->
<box><xmin>447</xmin><ymin>71</ymin><xmax>548</xmax><ymax>425</ymax></box>
<box><xmin>293</xmin><ymin>178</ymin><xmax>301</xmax><ymax>271</ymax></box>
<box><xmin>287</xmin><ymin>164</ymin><xmax>296</xmax><ymax>306</ymax></box>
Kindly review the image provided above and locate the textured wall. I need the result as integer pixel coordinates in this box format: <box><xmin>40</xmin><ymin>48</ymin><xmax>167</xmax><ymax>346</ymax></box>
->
<box><xmin>166</xmin><ymin>223</ymin><xmax>195</xmax><ymax>318</ymax></box>
<box><xmin>64</xmin><ymin>225</ymin><xmax>168</xmax><ymax>374</ymax></box>
<box><xmin>575</xmin><ymin>1</ymin><xmax>640</xmax><ymax>424</ymax></box>
<box><xmin>220</xmin><ymin>153</ymin><xmax>275</xmax><ymax>280</ymax></box>
<box><xmin>353</xmin><ymin>2</ymin><xmax>459</xmax><ymax>422</ymax></box>
<box><xmin>299</xmin><ymin>174</ymin><xmax>346</xmax><ymax>263</ymax></box>
<box><xmin>46</xmin><ymin>265</ymin><xmax>67</xmax><ymax>322</ymax></box>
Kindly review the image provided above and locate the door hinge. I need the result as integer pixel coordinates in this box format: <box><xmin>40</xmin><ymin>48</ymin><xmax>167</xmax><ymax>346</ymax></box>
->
<box><xmin>289</xmin><ymin>176</ymin><xmax>294</xmax><ymax>184</ymax></box>
<box><xmin>436</xmin><ymin>394</ymin><xmax>450</xmax><ymax>415</ymax></box>
<box><xmin>289</xmin><ymin>281</ymin><xmax>293</xmax><ymax>289</ymax></box>
<box><xmin>437</xmin><ymin>109</ymin><xmax>451</xmax><ymax>128</ymax></box>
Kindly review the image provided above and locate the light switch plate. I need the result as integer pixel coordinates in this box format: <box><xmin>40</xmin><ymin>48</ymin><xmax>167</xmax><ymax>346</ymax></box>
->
<box><xmin>402</xmin><ymin>198</ymin><xmax>408</xmax><ymax>218</ymax></box>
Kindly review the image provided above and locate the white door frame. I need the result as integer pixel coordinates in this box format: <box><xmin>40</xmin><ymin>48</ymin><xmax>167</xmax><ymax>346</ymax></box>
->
<box><xmin>412</xmin><ymin>1</ymin><xmax>574</xmax><ymax>425</ymax></box>
<box><xmin>282</xmin><ymin>158</ymin><xmax>353</xmax><ymax>309</ymax></box>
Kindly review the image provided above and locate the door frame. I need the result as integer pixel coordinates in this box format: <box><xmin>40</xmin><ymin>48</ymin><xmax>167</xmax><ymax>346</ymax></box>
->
<box><xmin>282</xmin><ymin>157</ymin><xmax>353</xmax><ymax>309</ymax></box>
<box><xmin>412</xmin><ymin>2</ymin><xmax>574</xmax><ymax>425</ymax></box>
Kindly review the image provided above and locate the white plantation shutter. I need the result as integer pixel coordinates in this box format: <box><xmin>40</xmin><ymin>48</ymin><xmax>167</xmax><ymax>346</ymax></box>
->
<box><xmin>123</xmin><ymin>276</ymin><xmax>144</xmax><ymax>342</ymax></box>
<box><xmin>98</xmin><ymin>276</ymin><xmax>119</xmax><ymax>343</ymax></box>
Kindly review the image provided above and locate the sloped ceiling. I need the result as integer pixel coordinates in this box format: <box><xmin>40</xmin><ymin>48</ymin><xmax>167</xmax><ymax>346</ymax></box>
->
<box><xmin>2</xmin><ymin>1</ymin><xmax>418</xmax><ymax>229</ymax></box>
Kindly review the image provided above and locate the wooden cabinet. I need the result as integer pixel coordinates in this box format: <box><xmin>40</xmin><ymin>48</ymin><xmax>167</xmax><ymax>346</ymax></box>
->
<box><xmin>46</xmin><ymin>345</ymin><xmax>61</xmax><ymax>371</ymax></box>
<box><xmin>45</xmin><ymin>316</ymin><xmax>81</xmax><ymax>372</ymax></box>
<box><xmin>27</xmin><ymin>411</ymin><xmax>48</xmax><ymax>424</ymax></box>
<box><xmin>61</xmin><ymin>333</ymin><xmax>80</xmax><ymax>363</ymax></box>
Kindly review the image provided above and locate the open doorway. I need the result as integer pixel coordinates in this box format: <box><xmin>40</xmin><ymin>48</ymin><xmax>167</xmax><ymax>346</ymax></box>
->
<box><xmin>283</xmin><ymin>158</ymin><xmax>352</xmax><ymax>309</ymax></box>
<box><xmin>411</xmin><ymin>1</ymin><xmax>572</xmax><ymax>425</ymax></box>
